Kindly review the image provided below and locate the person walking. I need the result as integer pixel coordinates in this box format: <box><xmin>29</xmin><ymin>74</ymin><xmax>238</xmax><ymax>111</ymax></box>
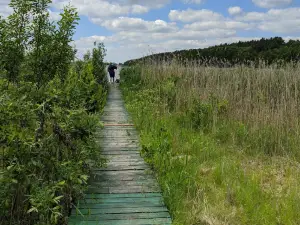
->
<box><xmin>108</xmin><ymin>64</ymin><xmax>118</xmax><ymax>83</ymax></box>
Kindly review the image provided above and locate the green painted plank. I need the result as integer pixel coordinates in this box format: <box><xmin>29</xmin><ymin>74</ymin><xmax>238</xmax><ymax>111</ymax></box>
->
<box><xmin>76</xmin><ymin>201</ymin><xmax>164</xmax><ymax>209</ymax></box>
<box><xmin>73</xmin><ymin>206</ymin><xmax>169</xmax><ymax>215</ymax></box>
<box><xmin>87</xmin><ymin>186</ymin><xmax>160</xmax><ymax>194</ymax></box>
<box><xmin>83</xmin><ymin>193</ymin><xmax>162</xmax><ymax>199</ymax></box>
<box><xmin>91</xmin><ymin>180</ymin><xmax>157</xmax><ymax>187</ymax></box>
<box><xmin>89</xmin><ymin>176</ymin><xmax>154</xmax><ymax>182</ymax></box>
<box><xmin>89</xmin><ymin>174</ymin><xmax>154</xmax><ymax>182</ymax></box>
<box><xmin>89</xmin><ymin>183</ymin><xmax>159</xmax><ymax>190</ymax></box>
<box><xmin>69</xmin><ymin>212</ymin><xmax>170</xmax><ymax>221</ymax></box>
<box><xmin>79</xmin><ymin>197</ymin><xmax>163</xmax><ymax>204</ymax></box>
<box><xmin>68</xmin><ymin>218</ymin><xmax>171</xmax><ymax>225</ymax></box>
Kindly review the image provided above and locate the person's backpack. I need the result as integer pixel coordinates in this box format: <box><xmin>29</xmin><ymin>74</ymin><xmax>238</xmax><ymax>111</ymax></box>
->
<box><xmin>108</xmin><ymin>64</ymin><xmax>117</xmax><ymax>72</ymax></box>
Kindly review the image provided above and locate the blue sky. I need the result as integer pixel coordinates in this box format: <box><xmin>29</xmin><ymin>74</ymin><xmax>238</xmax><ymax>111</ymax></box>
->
<box><xmin>1</xmin><ymin>0</ymin><xmax>300</xmax><ymax>62</ymax></box>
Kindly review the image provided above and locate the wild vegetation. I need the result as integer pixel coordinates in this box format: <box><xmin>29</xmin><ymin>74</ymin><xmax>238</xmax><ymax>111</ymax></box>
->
<box><xmin>121</xmin><ymin>60</ymin><xmax>300</xmax><ymax>225</ymax></box>
<box><xmin>125</xmin><ymin>37</ymin><xmax>300</xmax><ymax>67</ymax></box>
<box><xmin>0</xmin><ymin>1</ymin><xmax>107</xmax><ymax>224</ymax></box>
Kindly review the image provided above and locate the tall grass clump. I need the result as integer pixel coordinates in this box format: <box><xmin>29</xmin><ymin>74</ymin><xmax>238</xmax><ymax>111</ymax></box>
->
<box><xmin>121</xmin><ymin>58</ymin><xmax>300</xmax><ymax>225</ymax></box>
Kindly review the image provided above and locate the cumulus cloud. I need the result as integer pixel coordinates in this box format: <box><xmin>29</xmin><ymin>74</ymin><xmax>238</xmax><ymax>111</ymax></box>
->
<box><xmin>99</xmin><ymin>17</ymin><xmax>178</xmax><ymax>33</ymax></box>
<box><xmin>0</xmin><ymin>0</ymin><xmax>12</xmax><ymax>17</ymax></box>
<box><xmin>185</xmin><ymin>20</ymin><xmax>252</xmax><ymax>31</ymax></box>
<box><xmin>238</xmin><ymin>8</ymin><xmax>300</xmax><ymax>33</ymax></box>
<box><xmin>169</xmin><ymin>9</ymin><xmax>223</xmax><ymax>22</ymax></box>
<box><xmin>228</xmin><ymin>6</ymin><xmax>243</xmax><ymax>16</ymax></box>
<box><xmin>252</xmin><ymin>0</ymin><xmax>293</xmax><ymax>8</ymax></box>
<box><xmin>52</xmin><ymin>0</ymin><xmax>170</xmax><ymax>22</ymax></box>
<box><xmin>182</xmin><ymin>0</ymin><xmax>205</xmax><ymax>4</ymax></box>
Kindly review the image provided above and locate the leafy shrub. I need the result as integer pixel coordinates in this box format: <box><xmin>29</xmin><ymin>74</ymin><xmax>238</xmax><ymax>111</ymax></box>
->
<box><xmin>0</xmin><ymin>1</ymin><xmax>107</xmax><ymax>224</ymax></box>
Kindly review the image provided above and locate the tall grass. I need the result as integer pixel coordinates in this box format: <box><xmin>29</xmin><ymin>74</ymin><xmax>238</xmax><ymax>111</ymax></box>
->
<box><xmin>121</xmin><ymin>59</ymin><xmax>300</xmax><ymax>225</ymax></box>
<box><xmin>138</xmin><ymin>60</ymin><xmax>300</xmax><ymax>158</ymax></box>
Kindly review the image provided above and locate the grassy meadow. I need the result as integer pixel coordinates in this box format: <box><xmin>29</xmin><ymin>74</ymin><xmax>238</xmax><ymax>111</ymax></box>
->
<box><xmin>120</xmin><ymin>61</ymin><xmax>300</xmax><ymax>225</ymax></box>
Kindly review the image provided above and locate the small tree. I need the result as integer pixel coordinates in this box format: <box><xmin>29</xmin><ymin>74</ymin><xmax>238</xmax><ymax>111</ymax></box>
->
<box><xmin>92</xmin><ymin>41</ymin><xmax>107</xmax><ymax>84</ymax></box>
<box><xmin>0</xmin><ymin>0</ymin><xmax>31</xmax><ymax>83</ymax></box>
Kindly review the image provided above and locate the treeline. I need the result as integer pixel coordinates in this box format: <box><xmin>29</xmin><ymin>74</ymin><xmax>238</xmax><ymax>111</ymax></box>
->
<box><xmin>124</xmin><ymin>37</ymin><xmax>300</xmax><ymax>66</ymax></box>
<box><xmin>0</xmin><ymin>1</ymin><xmax>107</xmax><ymax>224</ymax></box>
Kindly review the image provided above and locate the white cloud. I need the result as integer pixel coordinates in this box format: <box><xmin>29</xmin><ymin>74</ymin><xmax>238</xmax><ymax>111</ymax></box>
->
<box><xmin>48</xmin><ymin>10</ymin><xmax>62</xmax><ymax>21</ymax></box>
<box><xmin>185</xmin><ymin>20</ymin><xmax>251</xmax><ymax>31</ymax></box>
<box><xmin>239</xmin><ymin>8</ymin><xmax>300</xmax><ymax>33</ymax></box>
<box><xmin>252</xmin><ymin>0</ymin><xmax>293</xmax><ymax>8</ymax></box>
<box><xmin>51</xmin><ymin>0</ymin><xmax>153</xmax><ymax>24</ymax></box>
<box><xmin>169</xmin><ymin>9</ymin><xmax>223</xmax><ymax>22</ymax></box>
<box><xmin>228</xmin><ymin>6</ymin><xmax>243</xmax><ymax>16</ymax></box>
<box><xmin>125</xmin><ymin>0</ymin><xmax>170</xmax><ymax>8</ymax></box>
<box><xmin>0</xmin><ymin>0</ymin><xmax>12</xmax><ymax>18</ymax></box>
<box><xmin>99</xmin><ymin>17</ymin><xmax>178</xmax><ymax>33</ymax></box>
<box><xmin>182</xmin><ymin>0</ymin><xmax>205</xmax><ymax>4</ymax></box>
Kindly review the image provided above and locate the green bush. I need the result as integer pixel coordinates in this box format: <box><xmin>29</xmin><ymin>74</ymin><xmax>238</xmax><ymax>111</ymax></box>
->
<box><xmin>0</xmin><ymin>1</ymin><xmax>107</xmax><ymax>224</ymax></box>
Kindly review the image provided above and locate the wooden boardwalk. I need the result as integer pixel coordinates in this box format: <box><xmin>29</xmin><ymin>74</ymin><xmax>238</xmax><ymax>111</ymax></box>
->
<box><xmin>68</xmin><ymin>84</ymin><xmax>172</xmax><ymax>225</ymax></box>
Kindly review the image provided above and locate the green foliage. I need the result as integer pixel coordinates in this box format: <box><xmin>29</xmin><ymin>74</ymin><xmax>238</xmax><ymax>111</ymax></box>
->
<box><xmin>92</xmin><ymin>42</ymin><xmax>107</xmax><ymax>85</ymax></box>
<box><xmin>0</xmin><ymin>1</ymin><xmax>107</xmax><ymax>224</ymax></box>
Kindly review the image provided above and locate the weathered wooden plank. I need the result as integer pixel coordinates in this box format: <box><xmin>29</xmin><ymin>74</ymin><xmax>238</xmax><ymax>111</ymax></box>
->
<box><xmin>101</xmin><ymin>146</ymin><xmax>141</xmax><ymax>150</ymax></box>
<box><xmin>97</xmin><ymin>135</ymin><xmax>139</xmax><ymax>139</ymax></box>
<box><xmin>97</xmin><ymin>138</ymin><xmax>140</xmax><ymax>141</ymax></box>
<box><xmin>106</xmin><ymin>159</ymin><xmax>144</xmax><ymax>164</ymax></box>
<box><xmin>100</xmin><ymin>141</ymin><xmax>139</xmax><ymax>145</ymax></box>
<box><xmin>91</xmin><ymin>169</ymin><xmax>153</xmax><ymax>175</ymax></box>
<box><xmin>90</xmin><ymin>179</ymin><xmax>157</xmax><ymax>187</ymax></box>
<box><xmin>68</xmin><ymin>212</ymin><xmax>170</xmax><ymax>221</ymax></box>
<box><xmin>100</xmin><ymin>161</ymin><xmax>147</xmax><ymax>166</ymax></box>
<box><xmin>98</xmin><ymin>143</ymin><xmax>139</xmax><ymax>148</ymax></box>
<box><xmin>74</xmin><ymin>206</ymin><xmax>169</xmax><ymax>215</ymax></box>
<box><xmin>105</xmin><ymin>155</ymin><xmax>144</xmax><ymax>161</ymax></box>
<box><xmin>89</xmin><ymin>182</ymin><xmax>159</xmax><ymax>190</ymax></box>
<box><xmin>101</xmin><ymin>151</ymin><xmax>140</xmax><ymax>155</ymax></box>
<box><xmin>76</xmin><ymin>201</ymin><xmax>164</xmax><ymax>209</ymax></box>
<box><xmin>89</xmin><ymin>174</ymin><xmax>154</xmax><ymax>182</ymax></box>
<box><xmin>69</xmin><ymin>218</ymin><xmax>171</xmax><ymax>225</ymax></box>
<box><xmin>101</xmin><ymin>126</ymin><xmax>136</xmax><ymax>130</ymax></box>
<box><xmin>83</xmin><ymin>193</ymin><xmax>163</xmax><ymax>199</ymax></box>
<box><xmin>101</xmin><ymin>149</ymin><xmax>141</xmax><ymax>153</ymax></box>
<box><xmin>79</xmin><ymin>196</ymin><xmax>163</xmax><ymax>204</ymax></box>
<box><xmin>87</xmin><ymin>186</ymin><xmax>160</xmax><ymax>194</ymax></box>
<box><xmin>101</xmin><ymin>119</ymin><xmax>132</xmax><ymax>122</ymax></box>
<box><xmin>95</xmin><ymin>165</ymin><xmax>149</xmax><ymax>171</ymax></box>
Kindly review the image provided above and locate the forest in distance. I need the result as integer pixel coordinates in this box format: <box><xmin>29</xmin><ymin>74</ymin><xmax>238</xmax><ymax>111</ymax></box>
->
<box><xmin>124</xmin><ymin>37</ymin><xmax>300</xmax><ymax>67</ymax></box>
